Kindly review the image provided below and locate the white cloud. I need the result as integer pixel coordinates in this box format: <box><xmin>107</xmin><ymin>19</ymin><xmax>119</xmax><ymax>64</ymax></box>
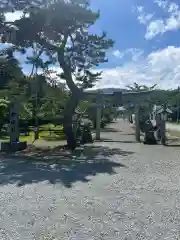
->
<box><xmin>138</xmin><ymin>1</ymin><xmax>180</xmax><ymax>39</ymax></box>
<box><xmin>127</xmin><ymin>48</ymin><xmax>144</xmax><ymax>61</ymax></box>
<box><xmin>138</xmin><ymin>13</ymin><xmax>154</xmax><ymax>25</ymax></box>
<box><xmin>112</xmin><ymin>50</ymin><xmax>124</xmax><ymax>58</ymax></box>
<box><xmin>25</xmin><ymin>46</ymin><xmax>180</xmax><ymax>91</ymax></box>
<box><xmin>113</xmin><ymin>48</ymin><xmax>144</xmax><ymax>62</ymax></box>
<box><xmin>145</xmin><ymin>19</ymin><xmax>165</xmax><ymax>39</ymax></box>
<box><xmin>5</xmin><ymin>11</ymin><xmax>23</xmax><ymax>22</ymax></box>
<box><xmin>92</xmin><ymin>46</ymin><xmax>180</xmax><ymax>90</ymax></box>
<box><xmin>137</xmin><ymin>6</ymin><xmax>144</xmax><ymax>13</ymax></box>
<box><xmin>136</xmin><ymin>6</ymin><xmax>154</xmax><ymax>24</ymax></box>
<box><xmin>154</xmin><ymin>0</ymin><xmax>168</xmax><ymax>10</ymax></box>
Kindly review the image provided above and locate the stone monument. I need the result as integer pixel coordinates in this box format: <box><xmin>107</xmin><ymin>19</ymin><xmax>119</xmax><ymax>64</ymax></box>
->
<box><xmin>0</xmin><ymin>102</ymin><xmax>27</xmax><ymax>152</ymax></box>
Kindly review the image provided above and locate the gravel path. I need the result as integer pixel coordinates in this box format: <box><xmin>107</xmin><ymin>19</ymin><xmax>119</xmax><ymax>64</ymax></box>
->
<box><xmin>1</xmin><ymin>120</ymin><xmax>180</xmax><ymax>239</ymax></box>
<box><xmin>166</xmin><ymin>122</ymin><xmax>180</xmax><ymax>132</ymax></box>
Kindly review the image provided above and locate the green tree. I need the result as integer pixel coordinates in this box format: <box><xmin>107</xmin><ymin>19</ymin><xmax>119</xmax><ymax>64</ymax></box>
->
<box><xmin>8</xmin><ymin>0</ymin><xmax>114</xmax><ymax>149</ymax></box>
<box><xmin>0</xmin><ymin>0</ymin><xmax>42</xmax><ymax>11</ymax></box>
<box><xmin>0</xmin><ymin>49</ymin><xmax>23</xmax><ymax>90</ymax></box>
<box><xmin>0</xmin><ymin>99</ymin><xmax>9</xmax><ymax>132</ymax></box>
<box><xmin>39</xmin><ymin>82</ymin><xmax>68</xmax><ymax>120</ymax></box>
<box><xmin>127</xmin><ymin>82</ymin><xmax>157</xmax><ymax>92</ymax></box>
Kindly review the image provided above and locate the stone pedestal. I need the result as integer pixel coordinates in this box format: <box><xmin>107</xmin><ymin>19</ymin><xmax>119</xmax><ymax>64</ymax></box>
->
<box><xmin>0</xmin><ymin>141</ymin><xmax>27</xmax><ymax>152</ymax></box>
<box><xmin>143</xmin><ymin>131</ymin><xmax>157</xmax><ymax>145</ymax></box>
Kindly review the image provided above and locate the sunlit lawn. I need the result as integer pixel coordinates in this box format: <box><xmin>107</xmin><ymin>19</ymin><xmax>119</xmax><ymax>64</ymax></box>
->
<box><xmin>0</xmin><ymin>124</ymin><xmax>65</xmax><ymax>143</ymax></box>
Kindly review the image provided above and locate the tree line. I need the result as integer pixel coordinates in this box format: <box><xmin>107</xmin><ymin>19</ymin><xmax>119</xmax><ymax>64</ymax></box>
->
<box><xmin>0</xmin><ymin>0</ymin><xmax>115</xmax><ymax>149</ymax></box>
<box><xmin>124</xmin><ymin>83</ymin><xmax>180</xmax><ymax>122</ymax></box>
<box><xmin>0</xmin><ymin>1</ymin><xmax>179</xmax><ymax>149</ymax></box>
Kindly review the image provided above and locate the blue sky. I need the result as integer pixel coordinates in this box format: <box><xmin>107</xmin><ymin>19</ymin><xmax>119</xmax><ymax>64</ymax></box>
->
<box><xmin>88</xmin><ymin>0</ymin><xmax>180</xmax><ymax>89</ymax></box>
<box><xmin>4</xmin><ymin>0</ymin><xmax>180</xmax><ymax>89</ymax></box>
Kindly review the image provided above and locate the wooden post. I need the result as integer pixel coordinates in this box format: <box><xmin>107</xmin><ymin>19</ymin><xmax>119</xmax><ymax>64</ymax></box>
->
<box><xmin>96</xmin><ymin>106</ymin><xmax>101</xmax><ymax>140</ymax></box>
<box><xmin>160</xmin><ymin>119</ymin><xmax>166</xmax><ymax>145</ymax></box>
<box><xmin>159</xmin><ymin>104</ymin><xmax>166</xmax><ymax>145</ymax></box>
<box><xmin>177</xmin><ymin>99</ymin><xmax>180</xmax><ymax>123</ymax></box>
<box><xmin>135</xmin><ymin>105</ymin><xmax>140</xmax><ymax>142</ymax></box>
<box><xmin>96</xmin><ymin>92</ymin><xmax>102</xmax><ymax>140</ymax></box>
<box><xmin>10</xmin><ymin>102</ymin><xmax>19</xmax><ymax>144</ymax></box>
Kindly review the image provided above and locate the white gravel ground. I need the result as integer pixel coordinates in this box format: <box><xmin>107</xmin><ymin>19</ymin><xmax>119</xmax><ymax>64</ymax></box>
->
<box><xmin>166</xmin><ymin>122</ymin><xmax>180</xmax><ymax>132</ymax></box>
<box><xmin>0</xmin><ymin>120</ymin><xmax>180</xmax><ymax>239</ymax></box>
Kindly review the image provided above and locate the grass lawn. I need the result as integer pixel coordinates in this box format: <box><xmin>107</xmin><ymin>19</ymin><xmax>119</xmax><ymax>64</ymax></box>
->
<box><xmin>0</xmin><ymin>124</ymin><xmax>66</xmax><ymax>144</ymax></box>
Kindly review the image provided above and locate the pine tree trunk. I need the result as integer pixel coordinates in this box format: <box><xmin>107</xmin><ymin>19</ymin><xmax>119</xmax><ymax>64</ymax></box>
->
<box><xmin>63</xmin><ymin>93</ymin><xmax>80</xmax><ymax>150</ymax></box>
<box><xmin>57</xmin><ymin>57</ymin><xmax>83</xmax><ymax>150</ymax></box>
<box><xmin>32</xmin><ymin>102</ymin><xmax>39</xmax><ymax>141</ymax></box>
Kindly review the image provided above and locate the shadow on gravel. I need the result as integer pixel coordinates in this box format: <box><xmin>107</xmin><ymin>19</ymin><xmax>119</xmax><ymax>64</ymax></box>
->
<box><xmin>0</xmin><ymin>145</ymin><xmax>134</xmax><ymax>188</ymax></box>
<box><xmin>165</xmin><ymin>144</ymin><xmax>180</xmax><ymax>147</ymax></box>
<box><xmin>100</xmin><ymin>128</ymin><xmax>122</xmax><ymax>133</ymax></box>
<box><xmin>99</xmin><ymin>138</ymin><xmax>137</xmax><ymax>144</ymax></box>
<box><xmin>120</xmin><ymin>133</ymin><xmax>135</xmax><ymax>136</ymax></box>
<box><xmin>165</xmin><ymin>138</ymin><xmax>180</xmax><ymax>147</ymax></box>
